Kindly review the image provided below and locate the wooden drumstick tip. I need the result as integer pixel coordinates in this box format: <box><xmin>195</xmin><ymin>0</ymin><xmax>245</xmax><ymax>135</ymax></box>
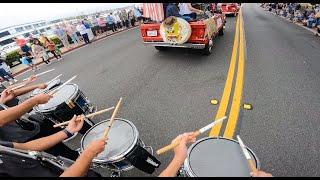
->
<box><xmin>102</xmin><ymin>97</ymin><xmax>123</xmax><ymax>140</ymax></box>
<box><xmin>248</xmin><ymin>159</ymin><xmax>258</xmax><ymax>173</ymax></box>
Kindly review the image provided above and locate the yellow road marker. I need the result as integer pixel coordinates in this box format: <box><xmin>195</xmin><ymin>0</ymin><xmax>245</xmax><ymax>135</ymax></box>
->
<box><xmin>209</xmin><ymin>13</ymin><xmax>241</xmax><ymax>137</ymax></box>
<box><xmin>224</xmin><ymin>10</ymin><xmax>245</xmax><ymax>139</ymax></box>
<box><xmin>210</xmin><ymin>99</ymin><xmax>219</xmax><ymax>105</ymax></box>
<box><xmin>243</xmin><ymin>103</ymin><xmax>253</xmax><ymax>110</ymax></box>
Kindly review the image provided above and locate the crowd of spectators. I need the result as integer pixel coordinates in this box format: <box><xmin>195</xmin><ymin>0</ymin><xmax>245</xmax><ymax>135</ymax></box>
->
<box><xmin>261</xmin><ymin>3</ymin><xmax>320</xmax><ymax>35</ymax></box>
<box><xmin>0</xmin><ymin>6</ymin><xmax>145</xmax><ymax>79</ymax></box>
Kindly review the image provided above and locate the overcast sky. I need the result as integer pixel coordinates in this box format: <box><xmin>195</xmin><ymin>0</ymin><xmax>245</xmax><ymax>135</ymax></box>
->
<box><xmin>0</xmin><ymin>3</ymin><xmax>140</xmax><ymax>29</ymax></box>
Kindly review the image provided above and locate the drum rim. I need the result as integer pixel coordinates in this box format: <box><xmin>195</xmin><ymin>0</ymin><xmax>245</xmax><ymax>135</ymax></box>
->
<box><xmin>183</xmin><ymin>136</ymin><xmax>261</xmax><ymax>177</ymax></box>
<box><xmin>80</xmin><ymin>118</ymin><xmax>139</xmax><ymax>163</ymax></box>
<box><xmin>33</xmin><ymin>83</ymin><xmax>79</xmax><ymax>112</ymax></box>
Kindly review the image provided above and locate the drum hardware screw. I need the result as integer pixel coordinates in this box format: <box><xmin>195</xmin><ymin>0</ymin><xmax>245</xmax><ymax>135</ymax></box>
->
<box><xmin>111</xmin><ymin>171</ymin><xmax>120</xmax><ymax>177</ymax></box>
<box><xmin>145</xmin><ymin>146</ymin><xmax>154</xmax><ymax>155</ymax></box>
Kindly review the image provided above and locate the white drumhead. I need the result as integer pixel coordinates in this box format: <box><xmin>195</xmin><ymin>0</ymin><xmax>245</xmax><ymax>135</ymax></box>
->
<box><xmin>35</xmin><ymin>84</ymin><xmax>78</xmax><ymax>112</ymax></box>
<box><xmin>184</xmin><ymin>137</ymin><xmax>260</xmax><ymax>177</ymax></box>
<box><xmin>81</xmin><ymin>118</ymin><xmax>139</xmax><ymax>163</ymax></box>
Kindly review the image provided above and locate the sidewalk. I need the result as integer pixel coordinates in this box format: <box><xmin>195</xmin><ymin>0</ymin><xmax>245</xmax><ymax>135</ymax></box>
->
<box><xmin>12</xmin><ymin>25</ymin><xmax>139</xmax><ymax>77</ymax></box>
<box><xmin>264</xmin><ymin>8</ymin><xmax>319</xmax><ymax>36</ymax></box>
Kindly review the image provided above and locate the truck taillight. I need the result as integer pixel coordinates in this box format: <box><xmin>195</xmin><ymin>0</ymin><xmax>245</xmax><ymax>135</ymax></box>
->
<box><xmin>199</xmin><ymin>29</ymin><xmax>205</xmax><ymax>38</ymax></box>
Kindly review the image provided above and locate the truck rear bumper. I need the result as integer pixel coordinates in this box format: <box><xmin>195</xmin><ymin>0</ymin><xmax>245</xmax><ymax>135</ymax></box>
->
<box><xmin>143</xmin><ymin>42</ymin><xmax>206</xmax><ymax>49</ymax></box>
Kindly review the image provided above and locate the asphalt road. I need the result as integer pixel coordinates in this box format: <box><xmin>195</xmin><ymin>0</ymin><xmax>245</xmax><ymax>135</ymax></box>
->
<box><xmin>14</xmin><ymin>3</ymin><xmax>319</xmax><ymax>177</ymax></box>
<box><xmin>240</xmin><ymin>4</ymin><xmax>320</xmax><ymax>177</ymax></box>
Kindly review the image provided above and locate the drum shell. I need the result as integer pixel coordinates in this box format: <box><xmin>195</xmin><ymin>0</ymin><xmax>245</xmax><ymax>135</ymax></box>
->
<box><xmin>34</xmin><ymin>84</ymin><xmax>91</xmax><ymax>123</ymax></box>
<box><xmin>181</xmin><ymin>137</ymin><xmax>261</xmax><ymax>177</ymax></box>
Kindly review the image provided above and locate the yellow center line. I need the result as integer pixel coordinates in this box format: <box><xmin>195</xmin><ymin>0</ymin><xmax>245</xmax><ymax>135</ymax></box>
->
<box><xmin>223</xmin><ymin>10</ymin><xmax>245</xmax><ymax>139</ymax></box>
<box><xmin>209</xmin><ymin>13</ymin><xmax>240</xmax><ymax>137</ymax></box>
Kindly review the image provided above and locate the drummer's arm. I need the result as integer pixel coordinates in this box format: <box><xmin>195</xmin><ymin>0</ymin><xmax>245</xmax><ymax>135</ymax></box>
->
<box><xmin>60</xmin><ymin>139</ymin><xmax>106</xmax><ymax>177</ymax></box>
<box><xmin>159</xmin><ymin>156</ymin><xmax>185</xmax><ymax>177</ymax></box>
<box><xmin>13</xmin><ymin>130</ymin><xmax>68</xmax><ymax>151</ymax></box>
<box><xmin>159</xmin><ymin>132</ymin><xmax>196</xmax><ymax>177</ymax></box>
<box><xmin>0</xmin><ymin>96</ymin><xmax>40</xmax><ymax>126</ymax></box>
<box><xmin>13</xmin><ymin>115</ymin><xmax>83</xmax><ymax>151</ymax></box>
<box><xmin>12</xmin><ymin>83</ymin><xmax>47</xmax><ymax>97</ymax></box>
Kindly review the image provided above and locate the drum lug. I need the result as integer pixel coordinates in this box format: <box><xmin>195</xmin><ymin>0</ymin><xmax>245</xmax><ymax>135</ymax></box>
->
<box><xmin>144</xmin><ymin>146</ymin><xmax>154</xmax><ymax>155</ymax></box>
<box><xmin>66</xmin><ymin>100</ymin><xmax>75</xmax><ymax>109</ymax></box>
<box><xmin>76</xmin><ymin>148</ymin><xmax>81</xmax><ymax>155</ymax></box>
<box><xmin>111</xmin><ymin>171</ymin><xmax>121</xmax><ymax>177</ymax></box>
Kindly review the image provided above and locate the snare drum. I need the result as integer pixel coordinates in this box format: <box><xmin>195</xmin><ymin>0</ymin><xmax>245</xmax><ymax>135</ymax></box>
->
<box><xmin>80</xmin><ymin>118</ymin><xmax>160</xmax><ymax>175</ymax></box>
<box><xmin>33</xmin><ymin>83</ymin><xmax>94</xmax><ymax>133</ymax></box>
<box><xmin>30</xmin><ymin>79</ymin><xmax>61</xmax><ymax>97</ymax></box>
<box><xmin>180</xmin><ymin>137</ymin><xmax>260</xmax><ymax>177</ymax></box>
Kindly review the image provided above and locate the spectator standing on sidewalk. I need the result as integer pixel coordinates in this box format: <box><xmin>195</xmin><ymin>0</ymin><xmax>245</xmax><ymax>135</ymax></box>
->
<box><xmin>0</xmin><ymin>59</ymin><xmax>17</xmax><ymax>85</ymax></box>
<box><xmin>31</xmin><ymin>39</ymin><xmax>51</xmax><ymax>65</ymax></box>
<box><xmin>134</xmin><ymin>6</ymin><xmax>143</xmax><ymax>23</ymax></box>
<box><xmin>13</xmin><ymin>37</ymin><xmax>33</xmax><ymax>57</ymax></box>
<box><xmin>53</xmin><ymin>25</ymin><xmax>71</xmax><ymax>50</ymax></box>
<box><xmin>19</xmin><ymin>52</ymin><xmax>38</xmax><ymax>72</ymax></box>
<box><xmin>82</xmin><ymin>19</ymin><xmax>94</xmax><ymax>41</ymax></box>
<box><xmin>43</xmin><ymin>37</ymin><xmax>62</xmax><ymax>61</ymax></box>
<box><xmin>31</xmin><ymin>38</ymin><xmax>50</xmax><ymax>64</ymax></box>
<box><xmin>121</xmin><ymin>9</ymin><xmax>129</xmax><ymax>28</ymax></box>
<box><xmin>98</xmin><ymin>16</ymin><xmax>107</xmax><ymax>34</ymax></box>
<box><xmin>65</xmin><ymin>23</ymin><xmax>80</xmax><ymax>45</ymax></box>
<box><xmin>113</xmin><ymin>11</ymin><xmax>122</xmax><ymax>30</ymax></box>
<box><xmin>128</xmin><ymin>9</ymin><xmax>136</xmax><ymax>27</ymax></box>
<box><xmin>76</xmin><ymin>21</ymin><xmax>90</xmax><ymax>44</ymax></box>
<box><xmin>91</xmin><ymin>17</ymin><xmax>100</xmax><ymax>36</ymax></box>
<box><xmin>106</xmin><ymin>13</ymin><xmax>116</xmax><ymax>32</ymax></box>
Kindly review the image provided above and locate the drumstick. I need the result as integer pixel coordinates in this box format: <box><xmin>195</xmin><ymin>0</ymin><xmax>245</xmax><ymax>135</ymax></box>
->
<box><xmin>52</xmin><ymin>106</ymin><xmax>115</xmax><ymax>128</ymax></box>
<box><xmin>48</xmin><ymin>75</ymin><xmax>77</xmax><ymax>95</ymax></box>
<box><xmin>102</xmin><ymin>97</ymin><xmax>123</xmax><ymax>140</ymax></box>
<box><xmin>156</xmin><ymin>116</ymin><xmax>227</xmax><ymax>155</ymax></box>
<box><xmin>10</xmin><ymin>82</ymin><xmax>28</xmax><ymax>91</ymax></box>
<box><xmin>236</xmin><ymin>135</ymin><xmax>258</xmax><ymax>174</ymax></box>
<box><xmin>46</xmin><ymin>74</ymin><xmax>63</xmax><ymax>85</ymax></box>
<box><xmin>23</xmin><ymin>69</ymin><xmax>55</xmax><ymax>81</ymax></box>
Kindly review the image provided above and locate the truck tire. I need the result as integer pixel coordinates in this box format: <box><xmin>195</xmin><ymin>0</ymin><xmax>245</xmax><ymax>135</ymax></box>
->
<box><xmin>218</xmin><ymin>27</ymin><xmax>224</xmax><ymax>36</ymax></box>
<box><xmin>154</xmin><ymin>46</ymin><xmax>167</xmax><ymax>51</ymax></box>
<box><xmin>202</xmin><ymin>39</ymin><xmax>213</xmax><ymax>55</ymax></box>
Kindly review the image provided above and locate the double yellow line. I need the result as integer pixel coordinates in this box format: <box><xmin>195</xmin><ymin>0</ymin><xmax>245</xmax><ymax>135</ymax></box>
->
<box><xmin>209</xmin><ymin>9</ymin><xmax>245</xmax><ymax>139</ymax></box>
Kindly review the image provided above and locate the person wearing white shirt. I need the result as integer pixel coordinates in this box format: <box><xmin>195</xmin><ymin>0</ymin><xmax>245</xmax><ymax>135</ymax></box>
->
<box><xmin>178</xmin><ymin>3</ymin><xmax>204</xmax><ymax>20</ymax></box>
<box><xmin>113</xmin><ymin>12</ymin><xmax>122</xmax><ymax>30</ymax></box>
<box><xmin>76</xmin><ymin>22</ymin><xmax>90</xmax><ymax>44</ymax></box>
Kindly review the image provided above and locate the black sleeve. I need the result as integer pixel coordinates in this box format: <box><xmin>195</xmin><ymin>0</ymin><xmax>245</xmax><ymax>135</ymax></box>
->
<box><xmin>0</xmin><ymin>141</ymin><xmax>14</xmax><ymax>148</ymax></box>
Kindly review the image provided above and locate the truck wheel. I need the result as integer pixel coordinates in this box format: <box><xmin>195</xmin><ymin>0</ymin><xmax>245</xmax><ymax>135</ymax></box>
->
<box><xmin>202</xmin><ymin>39</ymin><xmax>213</xmax><ymax>55</ymax></box>
<box><xmin>218</xmin><ymin>27</ymin><xmax>224</xmax><ymax>36</ymax></box>
<box><xmin>154</xmin><ymin>46</ymin><xmax>167</xmax><ymax>51</ymax></box>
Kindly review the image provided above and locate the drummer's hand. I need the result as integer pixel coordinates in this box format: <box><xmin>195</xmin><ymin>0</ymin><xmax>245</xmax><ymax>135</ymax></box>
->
<box><xmin>66</xmin><ymin>115</ymin><xmax>84</xmax><ymax>134</ymax></box>
<box><xmin>251</xmin><ymin>170</ymin><xmax>273</xmax><ymax>177</ymax></box>
<box><xmin>172</xmin><ymin>132</ymin><xmax>196</xmax><ymax>162</ymax></box>
<box><xmin>83</xmin><ymin>139</ymin><xmax>106</xmax><ymax>158</ymax></box>
<box><xmin>33</xmin><ymin>93</ymin><xmax>52</xmax><ymax>104</ymax></box>
<box><xmin>0</xmin><ymin>89</ymin><xmax>16</xmax><ymax>103</ymax></box>
<box><xmin>26</xmin><ymin>75</ymin><xmax>37</xmax><ymax>84</ymax></box>
<box><xmin>38</xmin><ymin>83</ymin><xmax>48</xmax><ymax>89</ymax></box>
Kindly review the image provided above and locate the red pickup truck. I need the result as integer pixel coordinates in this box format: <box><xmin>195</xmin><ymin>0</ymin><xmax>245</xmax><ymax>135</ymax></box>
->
<box><xmin>219</xmin><ymin>3</ymin><xmax>240</xmax><ymax>16</ymax></box>
<box><xmin>140</xmin><ymin>9</ymin><xmax>226</xmax><ymax>55</ymax></box>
